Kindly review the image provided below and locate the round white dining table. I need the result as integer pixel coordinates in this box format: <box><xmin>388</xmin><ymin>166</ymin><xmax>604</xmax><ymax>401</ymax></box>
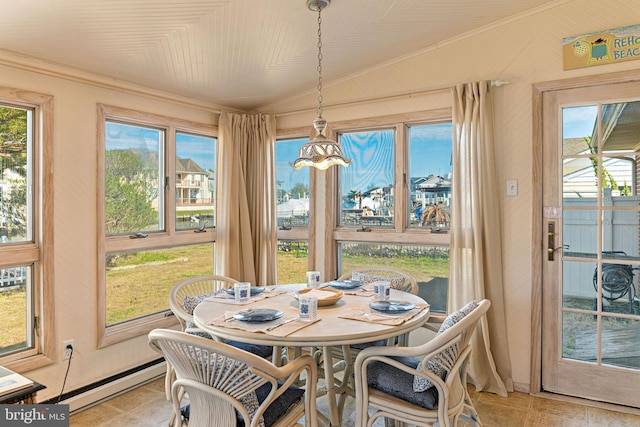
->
<box><xmin>193</xmin><ymin>283</ymin><xmax>430</xmax><ymax>426</ymax></box>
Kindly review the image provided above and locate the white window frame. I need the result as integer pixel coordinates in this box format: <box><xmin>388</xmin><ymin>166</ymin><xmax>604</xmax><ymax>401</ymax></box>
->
<box><xmin>0</xmin><ymin>87</ymin><xmax>54</xmax><ymax>371</ymax></box>
<box><xmin>97</xmin><ymin>104</ymin><xmax>217</xmax><ymax>347</ymax></box>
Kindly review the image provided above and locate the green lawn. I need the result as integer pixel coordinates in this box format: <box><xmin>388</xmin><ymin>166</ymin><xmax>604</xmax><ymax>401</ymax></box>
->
<box><xmin>1</xmin><ymin>244</ymin><xmax>448</xmax><ymax>352</ymax></box>
<box><xmin>0</xmin><ymin>288</ymin><xmax>27</xmax><ymax>350</ymax></box>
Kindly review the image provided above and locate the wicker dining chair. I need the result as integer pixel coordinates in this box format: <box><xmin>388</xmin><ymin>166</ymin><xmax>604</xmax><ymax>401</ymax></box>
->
<box><xmin>354</xmin><ymin>299</ymin><xmax>490</xmax><ymax>427</ymax></box>
<box><xmin>330</xmin><ymin>267</ymin><xmax>421</xmax><ymax>414</ymax></box>
<box><xmin>149</xmin><ymin>329</ymin><xmax>318</xmax><ymax>427</ymax></box>
<box><xmin>168</xmin><ymin>275</ymin><xmax>277</xmax><ymax>358</ymax></box>
<box><xmin>338</xmin><ymin>267</ymin><xmax>419</xmax><ymax>295</ymax></box>
<box><xmin>338</xmin><ymin>266</ymin><xmax>420</xmax><ymax>348</ymax></box>
<box><xmin>169</xmin><ymin>275</ymin><xmax>237</xmax><ymax>334</ymax></box>
<box><xmin>167</xmin><ymin>275</ymin><xmax>280</xmax><ymax>425</ymax></box>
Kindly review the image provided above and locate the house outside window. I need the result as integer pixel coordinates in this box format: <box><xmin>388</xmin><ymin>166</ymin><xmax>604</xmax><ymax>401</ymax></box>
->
<box><xmin>0</xmin><ymin>88</ymin><xmax>54</xmax><ymax>370</ymax></box>
<box><xmin>176</xmin><ymin>133</ymin><xmax>215</xmax><ymax>231</ymax></box>
<box><xmin>98</xmin><ymin>105</ymin><xmax>216</xmax><ymax>346</ymax></box>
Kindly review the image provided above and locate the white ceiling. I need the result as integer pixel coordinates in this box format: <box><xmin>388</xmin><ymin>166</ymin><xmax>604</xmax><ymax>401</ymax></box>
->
<box><xmin>0</xmin><ymin>0</ymin><xmax>557</xmax><ymax>112</ymax></box>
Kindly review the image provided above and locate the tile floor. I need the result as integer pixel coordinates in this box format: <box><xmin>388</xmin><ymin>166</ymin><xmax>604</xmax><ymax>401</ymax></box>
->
<box><xmin>69</xmin><ymin>375</ymin><xmax>640</xmax><ymax>426</ymax></box>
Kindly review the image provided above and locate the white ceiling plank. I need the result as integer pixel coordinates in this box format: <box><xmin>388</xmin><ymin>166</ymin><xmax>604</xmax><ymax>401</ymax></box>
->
<box><xmin>0</xmin><ymin>0</ymin><xmax>557</xmax><ymax>110</ymax></box>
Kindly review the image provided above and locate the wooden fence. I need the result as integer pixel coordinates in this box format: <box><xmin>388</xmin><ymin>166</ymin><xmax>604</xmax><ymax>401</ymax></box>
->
<box><xmin>0</xmin><ymin>267</ymin><xmax>26</xmax><ymax>290</ymax></box>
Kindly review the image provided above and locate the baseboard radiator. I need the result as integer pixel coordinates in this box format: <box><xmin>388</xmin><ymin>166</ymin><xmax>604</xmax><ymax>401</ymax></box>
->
<box><xmin>45</xmin><ymin>359</ymin><xmax>167</xmax><ymax>414</ymax></box>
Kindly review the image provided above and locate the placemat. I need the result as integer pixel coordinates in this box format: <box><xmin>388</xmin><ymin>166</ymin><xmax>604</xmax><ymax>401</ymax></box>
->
<box><xmin>208</xmin><ymin>312</ymin><xmax>321</xmax><ymax>337</ymax></box>
<box><xmin>338</xmin><ymin>303</ymin><xmax>429</xmax><ymax>325</ymax></box>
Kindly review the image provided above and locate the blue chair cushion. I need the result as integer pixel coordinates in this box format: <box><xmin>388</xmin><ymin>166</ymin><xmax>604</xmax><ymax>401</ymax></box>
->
<box><xmin>351</xmin><ymin>271</ymin><xmax>407</xmax><ymax>292</ymax></box>
<box><xmin>413</xmin><ymin>300</ymin><xmax>478</xmax><ymax>392</ymax></box>
<box><xmin>183</xmin><ymin>293</ymin><xmax>216</xmax><ymax>315</ymax></box>
<box><xmin>226</xmin><ymin>340</ymin><xmax>274</xmax><ymax>359</ymax></box>
<box><xmin>251</xmin><ymin>383</ymin><xmax>305</xmax><ymax>427</ymax></box>
<box><xmin>183</xmin><ymin>293</ymin><xmax>274</xmax><ymax>359</ymax></box>
<box><xmin>351</xmin><ymin>339</ymin><xmax>387</xmax><ymax>350</ymax></box>
<box><xmin>183</xmin><ymin>293</ymin><xmax>216</xmax><ymax>337</ymax></box>
<box><xmin>184</xmin><ymin>330</ymin><xmax>274</xmax><ymax>359</ymax></box>
<box><xmin>181</xmin><ymin>382</ymin><xmax>305</xmax><ymax>427</ymax></box>
<box><xmin>367</xmin><ymin>356</ymin><xmax>438</xmax><ymax>410</ymax></box>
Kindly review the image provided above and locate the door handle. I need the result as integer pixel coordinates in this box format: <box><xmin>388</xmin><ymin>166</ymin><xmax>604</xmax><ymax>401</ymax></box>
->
<box><xmin>547</xmin><ymin>221</ymin><xmax>569</xmax><ymax>260</ymax></box>
<box><xmin>548</xmin><ymin>222</ymin><xmax>555</xmax><ymax>260</ymax></box>
<box><xmin>548</xmin><ymin>246</ymin><xmax>568</xmax><ymax>259</ymax></box>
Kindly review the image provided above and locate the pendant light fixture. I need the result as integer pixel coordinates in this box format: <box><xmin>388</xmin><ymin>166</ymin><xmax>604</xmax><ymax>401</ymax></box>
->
<box><xmin>292</xmin><ymin>0</ymin><xmax>351</xmax><ymax>170</ymax></box>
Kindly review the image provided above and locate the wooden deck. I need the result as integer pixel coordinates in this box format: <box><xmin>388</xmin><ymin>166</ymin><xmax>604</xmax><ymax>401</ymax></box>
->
<box><xmin>574</xmin><ymin>325</ymin><xmax>640</xmax><ymax>361</ymax></box>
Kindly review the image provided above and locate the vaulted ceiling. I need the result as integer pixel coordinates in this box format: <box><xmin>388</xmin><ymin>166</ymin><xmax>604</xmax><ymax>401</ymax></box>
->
<box><xmin>0</xmin><ymin>0</ymin><xmax>557</xmax><ymax>111</ymax></box>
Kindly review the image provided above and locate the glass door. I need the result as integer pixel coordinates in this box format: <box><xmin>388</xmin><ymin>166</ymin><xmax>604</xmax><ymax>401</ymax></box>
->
<box><xmin>542</xmin><ymin>81</ymin><xmax>640</xmax><ymax>407</ymax></box>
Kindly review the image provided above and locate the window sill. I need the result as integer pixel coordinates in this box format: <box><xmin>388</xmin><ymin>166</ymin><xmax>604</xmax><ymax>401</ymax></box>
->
<box><xmin>99</xmin><ymin>313</ymin><xmax>178</xmax><ymax>348</ymax></box>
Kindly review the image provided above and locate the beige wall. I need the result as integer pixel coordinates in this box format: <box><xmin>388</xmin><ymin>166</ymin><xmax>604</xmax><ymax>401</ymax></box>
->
<box><xmin>1</xmin><ymin>0</ymin><xmax>640</xmax><ymax>400</ymax></box>
<box><xmin>0</xmin><ymin>64</ymin><xmax>217</xmax><ymax>401</ymax></box>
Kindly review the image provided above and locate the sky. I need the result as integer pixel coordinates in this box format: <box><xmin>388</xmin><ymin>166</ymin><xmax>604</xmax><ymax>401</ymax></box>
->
<box><xmin>276</xmin><ymin>138</ymin><xmax>310</xmax><ymax>191</ymax></box>
<box><xmin>562</xmin><ymin>105</ymin><xmax>597</xmax><ymax>138</ymax></box>
<box><xmin>176</xmin><ymin>133</ymin><xmax>215</xmax><ymax>171</ymax></box>
<box><xmin>106</xmin><ymin>121</ymin><xmax>454</xmax><ymax>193</ymax></box>
<box><xmin>408</xmin><ymin>123</ymin><xmax>452</xmax><ymax>178</ymax></box>
<box><xmin>106</xmin><ymin>122</ymin><xmax>216</xmax><ymax>171</ymax></box>
<box><xmin>275</xmin><ymin>124</ymin><xmax>453</xmax><ymax>194</ymax></box>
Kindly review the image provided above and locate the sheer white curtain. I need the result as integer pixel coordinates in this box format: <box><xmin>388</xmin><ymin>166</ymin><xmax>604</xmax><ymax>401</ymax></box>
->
<box><xmin>216</xmin><ymin>112</ymin><xmax>278</xmax><ymax>286</ymax></box>
<box><xmin>450</xmin><ymin>81</ymin><xmax>513</xmax><ymax>396</ymax></box>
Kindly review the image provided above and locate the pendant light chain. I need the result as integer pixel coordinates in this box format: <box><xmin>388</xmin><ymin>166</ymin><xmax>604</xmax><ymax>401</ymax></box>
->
<box><xmin>292</xmin><ymin>0</ymin><xmax>351</xmax><ymax>170</ymax></box>
<box><xmin>316</xmin><ymin>8</ymin><xmax>324</xmax><ymax>118</ymax></box>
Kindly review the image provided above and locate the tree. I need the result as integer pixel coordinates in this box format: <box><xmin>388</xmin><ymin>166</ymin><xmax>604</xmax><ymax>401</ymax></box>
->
<box><xmin>0</xmin><ymin>107</ymin><xmax>28</xmax><ymax>240</ymax></box>
<box><xmin>104</xmin><ymin>150</ymin><xmax>158</xmax><ymax>234</ymax></box>
<box><xmin>584</xmin><ymin>137</ymin><xmax>619</xmax><ymax>192</ymax></box>
<box><xmin>276</xmin><ymin>179</ymin><xmax>287</xmax><ymax>202</ymax></box>
<box><xmin>620</xmin><ymin>181</ymin><xmax>631</xmax><ymax>196</ymax></box>
<box><xmin>0</xmin><ymin>107</ymin><xmax>28</xmax><ymax>155</ymax></box>
<box><xmin>0</xmin><ymin>177</ymin><xmax>26</xmax><ymax>239</ymax></box>
<box><xmin>421</xmin><ymin>202</ymin><xmax>450</xmax><ymax>228</ymax></box>
<box><xmin>290</xmin><ymin>183</ymin><xmax>308</xmax><ymax>199</ymax></box>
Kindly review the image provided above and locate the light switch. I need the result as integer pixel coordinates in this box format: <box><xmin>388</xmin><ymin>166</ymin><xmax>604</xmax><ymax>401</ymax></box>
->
<box><xmin>506</xmin><ymin>179</ymin><xmax>518</xmax><ymax>196</ymax></box>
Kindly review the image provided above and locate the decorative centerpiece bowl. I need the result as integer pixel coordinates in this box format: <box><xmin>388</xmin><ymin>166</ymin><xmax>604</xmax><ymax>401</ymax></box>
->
<box><xmin>293</xmin><ymin>288</ymin><xmax>344</xmax><ymax>306</ymax></box>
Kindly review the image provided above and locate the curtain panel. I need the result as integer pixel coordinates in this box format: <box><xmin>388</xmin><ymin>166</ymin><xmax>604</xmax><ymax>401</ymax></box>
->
<box><xmin>216</xmin><ymin>112</ymin><xmax>278</xmax><ymax>286</ymax></box>
<box><xmin>450</xmin><ymin>81</ymin><xmax>514</xmax><ymax>396</ymax></box>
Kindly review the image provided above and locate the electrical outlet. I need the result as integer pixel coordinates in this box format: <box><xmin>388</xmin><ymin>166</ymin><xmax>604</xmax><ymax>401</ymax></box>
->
<box><xmin>63</xmin><ymin>339</ymin><xmax>74</xmax><ymax>360</ymax></box>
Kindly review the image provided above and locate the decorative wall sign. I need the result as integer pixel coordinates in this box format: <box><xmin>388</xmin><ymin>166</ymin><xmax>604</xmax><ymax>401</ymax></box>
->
<box><xmin>563</xmin><ymin>24</ymin><xmax>640</xmax><ymax>70</ymax></box>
